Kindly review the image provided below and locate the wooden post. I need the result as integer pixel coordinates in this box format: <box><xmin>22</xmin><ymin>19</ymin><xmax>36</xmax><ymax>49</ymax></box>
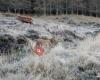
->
<box><xmin>56</xmin><ymin>0</ymin><xmax>59</xmax><ymax>15</ymax></box>
<box><xmin>82</xmin><ymin>8</ymin><xmax>84</xmax><ymax>15</ymax></box>
<box><xmin>23</xmin><ymin>9</ymin><xmax>25</xmax><ymax>14</ymax></box>
<box><xmin>89</xmin><ymin>9</ymin><xmax>92</xmax><ymax>17</ymax></box>
<box><xmin>96</xmin><ymin>5</ymin><xmax>97</xmax><ymax>17</ymax></box>
<box><xmin>19</xmin><ymin>8</ymin><xmax>20</xmax><ymax>14</ymax></box>
<box><xmin>43</xmin><ymin>0</ymin><xmax>46</xmax><ymax>16</ymax></box>
<box><xmin>8</xmin><ymin>8</ymin><xmax>10</xmax><ymax>13</ymax></box>
<box><xmin>76</xmin><ymin>7</ymin><xmax>78</xmax><ymax>15</ymax></box>
<box><xmin>71</xmin><ymin>0</ymin><xmax>74</xmax><ymax>14</ymax></box>
<box><xmin>50</xmin><ymin>0</ymin><xmax>52</xmax><ymax>15</ymax></box>
<box><xmin>66</xmin><ymin>0</ymin><xmax>68</xmax><ymax>14</ymax></box>
<box><xmin>15</xmin><ymin>9</ymin><xmax>16</xmax><ymax>14</ymax></box>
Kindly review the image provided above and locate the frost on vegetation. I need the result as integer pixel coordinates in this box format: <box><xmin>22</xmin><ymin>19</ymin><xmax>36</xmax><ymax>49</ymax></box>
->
<box><xmin>0</xmin><ymin>15</ymin><xmax>100</xmax><ymax>80</ymax></box>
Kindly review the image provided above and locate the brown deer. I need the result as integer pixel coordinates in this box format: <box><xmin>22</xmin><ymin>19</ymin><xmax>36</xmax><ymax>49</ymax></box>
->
<box><xmin>36</xmin><ymin>37</ymin><xmax>57</xmax><ymax>48</ymax></box>
<box><xmin>17</xmin><ymin>15</ymin><xmax>33</xmax><ymax>24</ymax></box>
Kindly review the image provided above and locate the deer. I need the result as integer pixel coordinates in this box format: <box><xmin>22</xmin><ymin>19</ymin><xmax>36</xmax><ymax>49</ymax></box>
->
<box><xmin>17</xmin><ymin>15</ymin><xmax>33</xmax><ymax>24</ymax></box>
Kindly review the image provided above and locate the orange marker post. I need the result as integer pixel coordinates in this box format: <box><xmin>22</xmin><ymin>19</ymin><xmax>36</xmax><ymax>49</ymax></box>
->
<box><xmin>35</xmin><ymin>47</ymin><xmax>44</xmax><ymax>56</ymax></box>
<box><xmin>33</xmin><ymin>43</ymin><xmax>44</xmax><ymax>56</ymax></box>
